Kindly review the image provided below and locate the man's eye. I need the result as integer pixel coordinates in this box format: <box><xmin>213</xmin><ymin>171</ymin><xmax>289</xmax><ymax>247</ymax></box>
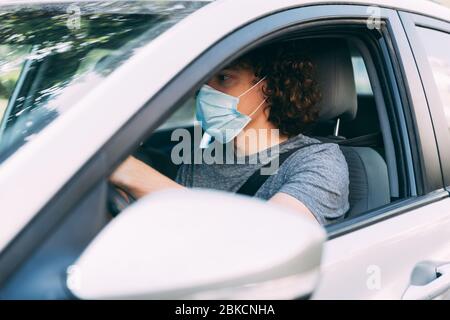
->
<box><xmin>218</xmin><ymin>74</ymin><xmax>232</xmax><ymax>84</ymax></box>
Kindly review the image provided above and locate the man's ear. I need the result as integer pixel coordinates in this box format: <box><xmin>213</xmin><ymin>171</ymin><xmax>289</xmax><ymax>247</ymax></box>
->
<box><xmin>263</xmin><ymin>103</ymin><xmax>271</xmax><ymax>118</ymax></box>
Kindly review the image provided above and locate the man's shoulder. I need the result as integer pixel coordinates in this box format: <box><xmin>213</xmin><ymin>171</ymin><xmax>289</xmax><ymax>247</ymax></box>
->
<box><xmin>282</xmin><ymin>137</ymin><xmax>347</xmax><ymax>173</ymax></box>
<box><xmin>285</xmin><ymin>134</ymin><xmax>343</xmax><ymax>159</ymax></box>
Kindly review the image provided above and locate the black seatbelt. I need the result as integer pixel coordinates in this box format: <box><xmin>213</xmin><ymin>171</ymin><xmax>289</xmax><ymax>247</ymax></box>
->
<box><xmin>237</xmin><ymin>143</ymin><xmax>322</xmax><ymax>196</ymax></box>
<box><xmin>236</xmin><ymin>131</ymin><xmax>382</xmax><ymax>197</ymax></box>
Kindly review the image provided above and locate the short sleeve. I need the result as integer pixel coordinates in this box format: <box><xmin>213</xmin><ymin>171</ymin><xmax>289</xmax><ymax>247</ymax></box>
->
<box><xmin>277</xmin><ymin>143</ymin><xmax>349</xmax><ymax>224</ymax></box>
<box><xmin>175</xmin><ymin>164</ymin><xmax>191</xmax><ymax>187</ymax></box>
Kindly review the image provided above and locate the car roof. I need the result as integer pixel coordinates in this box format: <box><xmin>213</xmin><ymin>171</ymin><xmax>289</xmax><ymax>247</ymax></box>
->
<box><xmin>1</xmin><ymin>0</ymin><xmax>450</xmax><ymax>22</ymax></box>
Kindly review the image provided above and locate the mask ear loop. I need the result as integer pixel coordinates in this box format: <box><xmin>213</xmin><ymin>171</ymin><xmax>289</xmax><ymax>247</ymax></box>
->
<box><xmin>237</xmin><ymin>76</ymin><xmax>267</xmax><ymax>98</ymax></box>
<box><xmin>248</xmin><ymin>98</ymin><xmax>267</xmax><ymax>117</ymax></box>
<box><xmin>237</xmin><ymin>75</ymin><xmax>267</xmax><ymax>117</ymax></box>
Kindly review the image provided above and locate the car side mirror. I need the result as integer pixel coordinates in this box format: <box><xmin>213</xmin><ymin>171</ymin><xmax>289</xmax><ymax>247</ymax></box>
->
<box><xmin>67</xmin><ymin>189</ymin><xmax>326</xmax><ymax>299</ymax></box>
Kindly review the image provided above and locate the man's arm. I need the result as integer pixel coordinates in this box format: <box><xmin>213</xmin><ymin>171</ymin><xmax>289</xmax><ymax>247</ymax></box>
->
<box><xmin>269</xmin><ymin>193</ymin><xmax>319</xmax><ymax>223</ymax></box>
<box><xmin>110</xmin><ymin>156</ymin><xmax>184</xmax><ymax>199</ymax></box>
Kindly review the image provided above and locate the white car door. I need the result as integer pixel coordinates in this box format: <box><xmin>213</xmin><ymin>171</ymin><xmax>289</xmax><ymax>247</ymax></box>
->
<box><xmin>315</xmin><ymin>196</ymin><xmax>450</xmax><ymax>299</ymax></box>
<box><xmin>314</xmin><ymin>11</ymin><xmax>450</xmax><ymax>300</ymax></box>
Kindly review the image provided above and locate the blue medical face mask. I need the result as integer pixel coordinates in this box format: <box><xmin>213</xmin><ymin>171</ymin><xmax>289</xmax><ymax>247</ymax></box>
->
<box><xmin>195</xmin><ymin>76</ymin><xmax>267</xmax><ymax>146</ymax></box>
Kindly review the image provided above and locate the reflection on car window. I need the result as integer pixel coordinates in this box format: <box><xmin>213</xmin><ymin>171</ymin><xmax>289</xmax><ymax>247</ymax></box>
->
<box><xmin>0</xmin><ymin>1</ymin><xmax>207</xmax><ymax>163</ymax></box>
<box><xmin>0</xmin><ymin>45</ymin><xmax>30</xmax><ymax>122</ymax></box>
<box><xmin>416</xmin><ymin>27</ymin><xmax>450</xmax><ymax>133</ymax></box>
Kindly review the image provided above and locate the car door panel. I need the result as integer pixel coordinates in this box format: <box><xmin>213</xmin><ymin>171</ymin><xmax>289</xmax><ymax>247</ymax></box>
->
<box><xmin>315</xmin><ymin>194</ymin><xmax>450</xmax><ymax>299</ymax></box>
<box><xmin>314</xmin><ymin>9</ymin><xmax>450</xmax><ymax>299</ymax></box>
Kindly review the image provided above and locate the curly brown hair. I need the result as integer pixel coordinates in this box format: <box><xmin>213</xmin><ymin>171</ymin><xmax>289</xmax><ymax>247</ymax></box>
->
<box><xmin>229</xmin><ymin>41</ymin><xmax>322</xmax><ymax>137</ymax></box>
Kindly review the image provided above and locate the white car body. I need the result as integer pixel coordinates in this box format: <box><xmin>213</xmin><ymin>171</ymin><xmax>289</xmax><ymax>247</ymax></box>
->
<box><xmin>0</xmin><ymin>0</ymin><xmax>449</xmax><ymax>299</ymax></box>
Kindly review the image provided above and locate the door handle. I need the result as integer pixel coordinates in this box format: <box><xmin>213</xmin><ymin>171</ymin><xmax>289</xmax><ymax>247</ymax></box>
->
<box><xmin>402</xmin><ymin>261</ymin><xmax>450</xmax><ymax>300</ymax></box>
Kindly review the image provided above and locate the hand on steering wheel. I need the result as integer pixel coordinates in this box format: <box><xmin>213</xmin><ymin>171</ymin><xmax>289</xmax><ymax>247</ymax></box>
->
<box><xmin>107</xmin><ymin>146</ymin><xmax>160</xmax><ymax>217</ymax></box>
<box><xmin>107</xmin><ymin>184</ymin><xmax>136</xmax><ymax>217</ymax></box>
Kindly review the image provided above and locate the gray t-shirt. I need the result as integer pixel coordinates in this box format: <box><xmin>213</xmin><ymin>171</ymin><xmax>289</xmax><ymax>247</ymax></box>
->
<box><xmin>176</xmin><ymin>134</ymin><xmax>349</xmax><ymax>225</ymax></box>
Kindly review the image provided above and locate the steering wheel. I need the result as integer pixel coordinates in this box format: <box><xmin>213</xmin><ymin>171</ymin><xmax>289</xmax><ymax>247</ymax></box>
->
<box><xmin>107</xmin><ymin>146</ymin><xmax>176</xmax><ymax>217</ymax></box>
<box><xmin>107</xmin><ymin>184</ymin><xmax>136</xmax><ymax>217</ymax></box>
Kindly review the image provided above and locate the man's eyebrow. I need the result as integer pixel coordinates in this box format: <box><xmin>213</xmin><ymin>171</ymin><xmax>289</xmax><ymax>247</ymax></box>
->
<box><xmin>222</xmin><ymin>66</ymin><xmax>240</xmax><ymax>72</ymax></box>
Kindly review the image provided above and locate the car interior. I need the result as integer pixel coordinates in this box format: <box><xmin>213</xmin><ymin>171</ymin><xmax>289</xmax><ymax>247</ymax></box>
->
<box><xmin>134</xmin><ymin>36</ymin><xmax>394</xmax><ymax>221</ymax></box>
<box><xmin>0</xmin><ymin>33</ymin><xmax>403</xmax><ymax>299</ymax></box>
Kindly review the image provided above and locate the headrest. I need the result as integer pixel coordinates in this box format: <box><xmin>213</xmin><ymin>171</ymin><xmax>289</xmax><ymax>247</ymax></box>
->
<box><xmin>307</xmin><ymin>38</ymin><xmax>357</xmax><ymax>122</ymax></box>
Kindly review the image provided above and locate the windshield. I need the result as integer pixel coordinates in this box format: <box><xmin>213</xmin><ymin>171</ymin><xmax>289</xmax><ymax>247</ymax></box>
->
<box><xmin>0</xmin><ymin>0</ymin><xmax>208</xmax><ymax>163</ymax></box>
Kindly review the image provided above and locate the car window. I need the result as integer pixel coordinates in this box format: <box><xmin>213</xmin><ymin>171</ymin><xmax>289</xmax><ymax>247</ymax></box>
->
<box><xmin>0</xmin><ymin>1</ymin><xmax>208</xmax><ymax>163</ymax></box>
<box><xmin>351</xmin><ymin>54</ymin><xmax>373</xmax><ymax>96</ymax></box>
<box><xmin>157</xmin><ymin>46</ymin><xmax>377</xmax><ymax>133</ymax></box>
<box><xmin>416</xmin><ymin>27</ymin><xmax>450</xmax><ymax>133</ymax></box>
<box><xmin>149</xmin><ymin>36</ymin><xmax>405</xmax><ymax>222</ymax></box>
